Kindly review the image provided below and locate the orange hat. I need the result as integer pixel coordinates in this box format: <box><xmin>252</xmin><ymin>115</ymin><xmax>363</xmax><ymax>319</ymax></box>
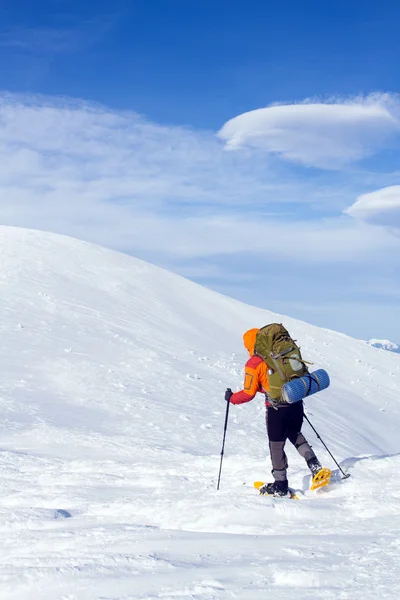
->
<box><xmin>243</xmin><ymin>328</ymin><xmax>259</xmax><ymax>356</ymax></box>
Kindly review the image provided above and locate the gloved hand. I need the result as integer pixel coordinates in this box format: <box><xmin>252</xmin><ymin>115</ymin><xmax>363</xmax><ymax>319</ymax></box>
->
<box><xmin>225</xmin><ymin>388</ymin><xmax>233</xmax><ymax>402</ymax></box>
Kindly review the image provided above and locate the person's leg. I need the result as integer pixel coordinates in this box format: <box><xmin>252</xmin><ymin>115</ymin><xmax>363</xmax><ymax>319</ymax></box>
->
<box><xmin>292</xmin><ymin>432</ymin><xmax>316</xmax><ymax>462</ymax></box>
<box><xmin>266</xmin><ymin>407</ymin><xmax>288</xmax><ymax>483</ymax></box>
<box><xmin>287</xmin><ymin>402</ymin><xmax>321</xmax><ymax>472</ymax></box>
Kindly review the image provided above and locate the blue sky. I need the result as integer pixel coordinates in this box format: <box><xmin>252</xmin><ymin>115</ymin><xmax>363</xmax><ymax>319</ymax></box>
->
<box><xmin>1</xmin><ymin>0</ymin><xmax>400</xmax><ymax>341</ymax></box>
<box><xmin>2</xmin><ymin>1</ymin><xmax>400</xmax><ymax>126</ymax></box>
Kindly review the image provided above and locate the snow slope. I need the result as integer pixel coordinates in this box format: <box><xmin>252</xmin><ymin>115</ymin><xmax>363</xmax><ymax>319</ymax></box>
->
<box><xmin>0</xmin><ymin>226</ymin><xmax>399</xmax><ymax>600</ymax></box>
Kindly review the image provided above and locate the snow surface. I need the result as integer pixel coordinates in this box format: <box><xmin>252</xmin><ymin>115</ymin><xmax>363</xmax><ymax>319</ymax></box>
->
<box><xmin>1</xmin><ymin>226</ymin><xmax>400</xmax><ymax>600</ymax></box>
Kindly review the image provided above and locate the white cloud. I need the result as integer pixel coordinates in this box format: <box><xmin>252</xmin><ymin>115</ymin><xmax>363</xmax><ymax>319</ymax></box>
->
<box><xmin>218</xmin><ymin>94</ymin><xmax>400</xmax><ymax>169</ymax></box>
<box><xmin>121</xmin><ymin>214</ymin><xmax>400</xmax><ymax>264</ymax></box>
<box><xmin>345</xmin><ymin>185</ymin><xmax>400</xmax><ymax>228</ymax></box>
<box><xmin>0</xmin><ymin>93</ymin><xmax>282</xmax><ymax>211</ymax></box>
<box><xmin>1</xmin><ymin>92</ymin><xmax>400</xmax><ymax>341</ymax></box>
<box><xmin>0</xmin><ymin>93</ymin><xmax>399</xmax><ymax>268</ymax></box>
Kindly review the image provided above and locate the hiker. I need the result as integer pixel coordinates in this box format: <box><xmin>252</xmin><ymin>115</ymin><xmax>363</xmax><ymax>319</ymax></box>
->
<box><xmin>225</xmin><ymin>327</ymin><xmax>323</xmax><ymax>496</ymax></box>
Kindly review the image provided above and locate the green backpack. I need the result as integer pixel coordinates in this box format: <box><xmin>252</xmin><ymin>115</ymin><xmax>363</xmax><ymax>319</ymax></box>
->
<box><xmin>254</xmin><ymin>323</ymin><xmax>309</xmax><ymax>402</ymax></box>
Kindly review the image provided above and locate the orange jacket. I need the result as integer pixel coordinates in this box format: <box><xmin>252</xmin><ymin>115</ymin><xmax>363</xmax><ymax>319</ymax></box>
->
<box><xmin>230</xmin><ymin>328</ymin><xmax>270</xmax><ymax>405</ymax></box>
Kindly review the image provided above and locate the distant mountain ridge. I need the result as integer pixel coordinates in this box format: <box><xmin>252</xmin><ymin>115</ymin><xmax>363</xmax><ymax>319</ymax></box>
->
<box><xmin>368</xmin><ymin>339</ymin><xmax>400</xmax><ymax>353</ymax></box>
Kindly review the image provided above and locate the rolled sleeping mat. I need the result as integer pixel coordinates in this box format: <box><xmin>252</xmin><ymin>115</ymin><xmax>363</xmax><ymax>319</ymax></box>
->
<box><xmin>281</xmin><ymin>369</ymin><xmax>330</xmax><ymax>404</ymax></box>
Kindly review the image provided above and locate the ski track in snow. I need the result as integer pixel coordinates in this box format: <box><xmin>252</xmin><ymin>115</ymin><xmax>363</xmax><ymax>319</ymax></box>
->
<box><xmin>0</xmin><ymin>227</ymin><xmax>400</xmax><ymax>599</ymax></box>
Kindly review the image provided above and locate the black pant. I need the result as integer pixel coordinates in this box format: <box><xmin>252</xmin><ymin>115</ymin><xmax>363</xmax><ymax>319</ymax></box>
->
<box><xmin>265</xmin><ymin>402</ymin><xmax>316</xmax><ymax>482</ymax></box>
<box><xmin>266</xmin><ymin>401</ymin><xmax>305</xmax><ymax>443</ymax></box>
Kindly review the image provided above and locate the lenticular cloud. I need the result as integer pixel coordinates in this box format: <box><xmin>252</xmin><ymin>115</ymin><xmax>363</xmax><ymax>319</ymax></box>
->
<box><xmin>345</xmin><ymin>185</ymin><xmax>400</xmax><ymax>229</ymax></box>
<box><xmin>218</xmin><ymin>95</ymin><xmax>400</xmax><ymax>169</ymax></box>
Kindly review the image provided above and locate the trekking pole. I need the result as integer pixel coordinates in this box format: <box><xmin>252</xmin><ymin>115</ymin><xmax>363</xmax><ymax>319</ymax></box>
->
<box><xmin>217</xmin><ymin>389</ymin><xmax>231</xmax><ymax>490</ymax></box>
<box><xmin>304</xmin><ymin>413</ymin><xmax>350</xmax><ymax>480</ymax></box>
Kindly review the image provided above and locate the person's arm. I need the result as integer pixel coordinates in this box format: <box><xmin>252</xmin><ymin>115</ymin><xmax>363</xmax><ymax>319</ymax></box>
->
<box><xmin>230</xmin><ymin>356</ymin><xmax>266</xmax><ymax>405</ymax></box>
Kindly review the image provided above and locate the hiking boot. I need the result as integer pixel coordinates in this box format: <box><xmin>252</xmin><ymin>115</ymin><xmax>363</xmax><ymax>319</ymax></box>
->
<box><xmin>307</xmin><ymin>457</ymin><xmax>322</xmax><ymax>477</ymax></box>
<box><xmin>259</xmin><ymin>479</ymin><xmax>289</xmax><ymax>497</ymax></box>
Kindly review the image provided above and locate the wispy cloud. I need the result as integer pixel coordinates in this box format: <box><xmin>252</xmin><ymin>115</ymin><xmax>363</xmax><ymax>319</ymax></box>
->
<box><xmin>0</xmin><ymin>93</ymin><xmax>399</xmax><ymax>262</ymax></box>
<box><xmin>219</xmin><ymin>94</ymin><xmax>400</xmax><ymax>169</ymax></box>
<box><xmin>1</xmin><ymin>92</ymin><xmax>400</xmax><ymax>340</ymax></box>
<box><xmin>0</xmin><ymin>26</ymin><xmax>84</xmax><ymax>53</ymax></box>
<box><xmin>0</xmin><ymin>94</ymin><xmax>334</xmax><ymax>214</ymax></box>
<box><xmin>0</xmin><ymin>14</ymin><xmax>118</xmax><ymax>54</ymax></box>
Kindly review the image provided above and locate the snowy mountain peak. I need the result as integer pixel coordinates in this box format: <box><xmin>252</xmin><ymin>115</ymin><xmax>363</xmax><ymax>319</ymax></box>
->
<box><xmin>368</xmin><ymin>338</ymin><xmax>400</xmax><ymax>353</ymax></box>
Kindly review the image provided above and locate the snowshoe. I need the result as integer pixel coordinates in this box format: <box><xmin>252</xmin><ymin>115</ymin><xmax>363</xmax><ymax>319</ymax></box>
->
<box><xmin>254</xmin><ymin>481</ymin><xmax>298</xmax><ymax>499</ymax></box>
<box><xmin>310</xmin><ymin>467</ymin><xmax>332</xmax><ymax>491</ymax></box>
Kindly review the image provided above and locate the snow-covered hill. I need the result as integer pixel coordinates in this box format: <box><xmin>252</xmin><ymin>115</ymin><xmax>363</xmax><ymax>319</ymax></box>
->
<box><xmin>368</xmin><ymin>338</ymin><xmax>400</xmax><ymax>353</ymax></box>
<box><xmin>1</xmin><ymin>226</ymin><xmax>399</xmax><ymax>600</ymax></box>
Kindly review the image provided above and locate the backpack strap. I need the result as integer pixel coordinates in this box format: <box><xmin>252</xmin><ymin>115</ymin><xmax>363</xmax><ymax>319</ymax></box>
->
<box><xmin>271</xmin><ymin>346</ymin><xmax>295</xmax><ymax>359</ymax></box>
